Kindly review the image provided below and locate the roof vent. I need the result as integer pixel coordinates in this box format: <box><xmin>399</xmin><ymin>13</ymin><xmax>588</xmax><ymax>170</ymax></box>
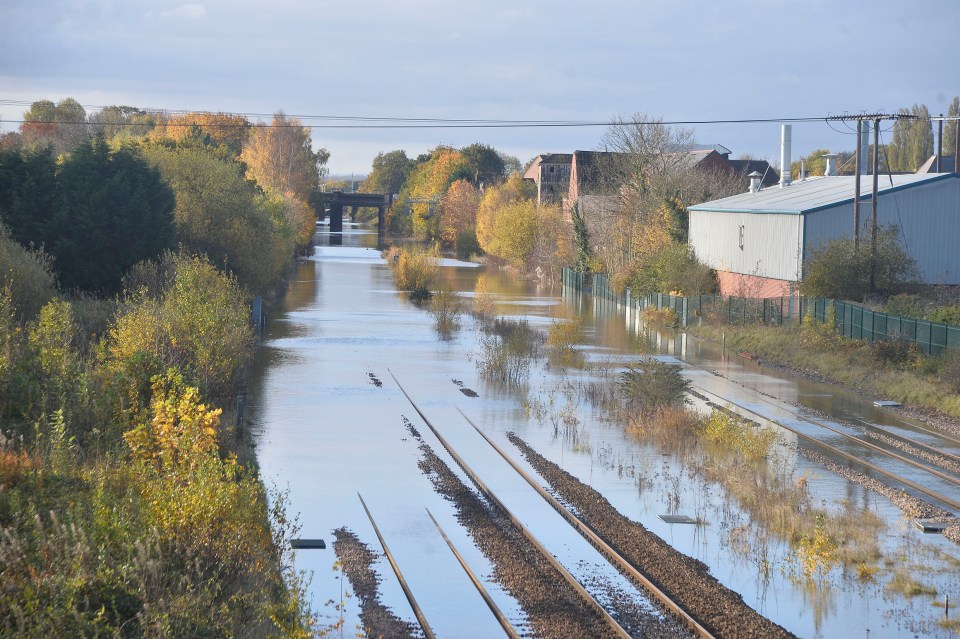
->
<box><xmin>824</xmin><ymin>153</ymin><xmax>838</xmax><ymax>176</ymax></box>
<box><xmin>748</xmin><ymin>171</ymin><xmax>763</xmax><ymax>193</ymax></box>
<box><xmin>800</xmin><ymin>160</ymin><xmax>807</xmax><ymax>181</ymax></box>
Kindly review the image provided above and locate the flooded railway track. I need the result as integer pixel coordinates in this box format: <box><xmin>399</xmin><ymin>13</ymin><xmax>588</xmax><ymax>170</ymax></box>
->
<box><xmin>387</xmin><ymin>371</ymin><xmax>798</xmax><ymax>638</ymax></box>
<box><xmin>692</xmin><ymin>385</ymin><xmax>960</xmax><ymax>514</ymax></box>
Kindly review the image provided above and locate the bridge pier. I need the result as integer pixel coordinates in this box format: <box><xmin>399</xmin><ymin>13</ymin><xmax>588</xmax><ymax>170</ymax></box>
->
<box><xmin>329</xmin><ymin>203</ymin><xmax>344</xmax><ymax>232</ymax></box>
<box><xmin>377</xmin><ymin>205</ymin><xmax>386</xmax><ymax>250</ymax></box>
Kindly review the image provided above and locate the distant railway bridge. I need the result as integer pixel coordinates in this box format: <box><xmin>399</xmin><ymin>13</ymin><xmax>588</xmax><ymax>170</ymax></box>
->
<box><xmin>314</xmin><ymin>191</ymin><xmax>390</xmax><ymax>234</ymax></box>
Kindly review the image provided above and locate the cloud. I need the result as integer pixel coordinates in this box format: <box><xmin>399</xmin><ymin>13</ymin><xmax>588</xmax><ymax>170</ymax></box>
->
<box><xmin>158</xmin><ymin>4</ymin><xmax>206</xmax><ymax>20</ymax></box>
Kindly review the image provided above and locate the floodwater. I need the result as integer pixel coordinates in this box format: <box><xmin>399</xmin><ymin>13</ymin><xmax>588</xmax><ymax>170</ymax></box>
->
<box><xmin>249</xmin><ymin>225</ymin><xmax>960</xmax><ymax>638</ymax></box>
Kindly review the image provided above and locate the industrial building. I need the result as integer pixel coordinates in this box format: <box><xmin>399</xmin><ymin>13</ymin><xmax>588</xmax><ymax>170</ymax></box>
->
<box><xmin>689</xmin><ymin>171</ymin><xmax>960</xmax><ymax>297</ymax></box>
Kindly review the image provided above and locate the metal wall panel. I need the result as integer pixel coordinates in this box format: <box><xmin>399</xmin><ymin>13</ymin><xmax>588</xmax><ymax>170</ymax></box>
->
<box><xmin>689</xmin><ymin>210</ymin><xmax>802</xmax><ymax>281</ymax></box>
<box><xmin>804</xmin><ymin>178</ymin><xmax>960</xmax><ymax>284</ymax></box>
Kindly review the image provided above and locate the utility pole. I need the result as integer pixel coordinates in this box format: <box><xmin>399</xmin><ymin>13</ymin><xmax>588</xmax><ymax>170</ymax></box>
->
<box><xmin>826</xmin><ymin>112</ymin><xmax>912</xmax><ymax>292</ymax></box>
<box><xmin>937</xmin><ymin>115</ymin><xmax>944</xmax><ymax>173</ymax></box>
<box><xmin>870</xmin><ymin>118</ymin><xmax>881</xmax><ymax>293</ymax></box>
<box><xmin>854</xmin><ymin>119</ymin><xmax>862</xmax><ymax>252</ymax></box>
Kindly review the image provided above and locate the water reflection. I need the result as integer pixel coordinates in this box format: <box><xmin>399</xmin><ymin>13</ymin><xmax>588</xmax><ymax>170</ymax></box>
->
<box><xmin>248</xmin><ymin>226</ymin><xmax>960</xmax><ymax>639</ymax></box>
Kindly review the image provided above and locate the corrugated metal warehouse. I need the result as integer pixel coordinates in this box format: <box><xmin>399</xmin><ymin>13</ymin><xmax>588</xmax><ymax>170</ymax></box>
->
<box><xmin>688</xmin><ymin>173</ymin><xmax>960</xmax><ymax>297</ymax></box>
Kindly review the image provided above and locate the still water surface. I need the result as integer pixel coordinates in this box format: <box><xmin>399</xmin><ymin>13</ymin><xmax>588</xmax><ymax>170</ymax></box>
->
<box><xmin>249</xmin><ymin>226</ymin><xmax>960</xmax><ymax>638</ymax></box>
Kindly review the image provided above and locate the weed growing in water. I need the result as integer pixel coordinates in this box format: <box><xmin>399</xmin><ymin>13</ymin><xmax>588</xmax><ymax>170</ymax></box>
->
<box><xmin>476</xmin><ymin>318</ymin><xmax>546</xmax><ymax>387</ymax></box>
<box><xmin>429</xmin><ymin>289</ymin><xmax>462</xmax><ymax>340</ymax></box>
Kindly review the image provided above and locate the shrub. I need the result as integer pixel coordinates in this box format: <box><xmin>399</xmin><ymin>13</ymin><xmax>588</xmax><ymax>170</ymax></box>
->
<box><xmin>383</xmin><ymin>244</ymin><xmax>439</xmax><ymax>299</ymax></box>
<box><xmin>0</xmin><ymin>224</ymin><xmax>57</xmax><ymax>321</ymax></box>
<box><xmin>700</xmin><ymin>409</ymin><xmax>776</xmax><ymax>465</ymax></box>
<box><xmin>477</xmin><ymin>319</ymin><xmax>542</xmax><ymax>386</ymax></box>
<box><xmin>429</xmin><ymin>289</ymin><xmax>462</xmax><ymax>339</ymax></box>
<box><xmin>801</xmin><ymin>226</ymin><xmax>919</xmax><ymax>300</ymax></box>
<box><xmin>884</xmin><ymin>293</ymin><xmax>924</xmax><ymax>319</ymax></box>
<box><xmin>640</xmin><ymin>307</ymin><xmax>679</xmax><ymax>327</ymax></box>
<box><xmin>870</xmin><ymin>336</ymin><xmax>921</xmax><ymax>368</ymax></box>
<box><xmin>546</xmin><ymin>317</ymin><xmax>585</xmax><ymax>367</ymax></box>
<box><xmin>619</xmin><ymin>359</ymin><xmax>689</xmax><ymax>411</ymax></box>
<box><xmin>927</xmin><ymin>305</ymin><xmax>960</xmax><ymax>325</ymax></box>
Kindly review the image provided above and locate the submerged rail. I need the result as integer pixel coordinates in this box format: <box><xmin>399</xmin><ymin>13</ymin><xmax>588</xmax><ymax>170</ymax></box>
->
<box><xmin>456</xmin><ymin>407</ymin><xmax>716</xmax><ymax>639</ymax></box>
<box><xmin>389</xmin><ymin>370</ymin><xmax>633</xmax><ymax>639</ymax></box>
<box><xmin>692</xmin><ymin>386</ymin><xmax>960</xmax><ymax>513</ymax></box>
<box><xmin>425</xmin><ymin>508</ymin><xmax>521</xmax><ymax>639</ymax></box>
<box><xmin>357</xmin><ymin>493</ymin><xmax>437</xmax><ymax>639</ymax></box>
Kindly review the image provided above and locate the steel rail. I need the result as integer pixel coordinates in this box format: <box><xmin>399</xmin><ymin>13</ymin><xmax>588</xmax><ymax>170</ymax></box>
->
<box><xmin>697</xmin><ymin>386</ymin><xmax>960</xmax><ymax>490</ymax></box>
<box><xmin>456</xmin><ymin>407</ymin><xmax>716</xmax><ymax>639</ymax></box>
<box><xmin>357</xmin><ymin>493</ymin><xmax>437</xmax><ymax>639</ymax></box>
<box><xmin>691</xmin><ymin>386</ymin><xmax>960</xmax><ymax>512</ymax></box>
<box><xmin>822</xmin><ymin>413</ymin><xmax>960</xmax><ymax>468</ymax></box>
<box><xmin>388</xmin><ymin>370</ymin><xmax>633</xmax><ymax>639</ymax></box>
<box><xmin>425</xmin><ymin>508</ymin><xmax>522</xmax><ymax>639</ymax></box>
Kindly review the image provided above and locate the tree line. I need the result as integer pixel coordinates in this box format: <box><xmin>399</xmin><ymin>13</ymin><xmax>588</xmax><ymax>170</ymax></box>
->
<box><xmin>0</xmin><ymin>100</ymin><xmax>326</xmax><ymax>635</ymax></box>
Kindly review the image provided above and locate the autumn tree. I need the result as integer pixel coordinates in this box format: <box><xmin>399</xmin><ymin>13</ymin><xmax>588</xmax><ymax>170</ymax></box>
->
<box><xmin>945</xmin><ymin>96</ymin><xmax>959</xmax><ymax>158</ymax></box>
<box><xmin>89</xmin><ymin>105</ymin><xmax>156</xmax><ymax>140</ymax></box>
<box><xmin>475</xmin><ymin>173</ymin><xmax>535</xmax><ymax>253</ymax></box>
<box><xmin>887</xmin><ymin>105</ymin><xmax>933</xmax><ymax>172</ymax></box>
<box><xmin>438</xmin><ymin>179</ymin><xmax>480</xmax><ymax>256</ymax></box>
<box><xmin>460</xmin><ymin>143</ymin><xmax>506</xmax><ymax>186</ymax></box>
<box><xmin>143</xmin><ymin>144</ymin><xmax>301</xmax><ymax>293</ymax></box>
<box><xmin>20</xmin><ymin>98</ymin><xmax>90</xmax><ymax>154</ymax></box>
<box><xmin>150</xmin><ymin>112</ymin><xmax>251</xmax><ymax>157</ymax></box>
<box><xmin>241</xmin><ymin>112</ymin><xmax>329</xmax><ymax>203</ymax></box>
<box><xmin>394</xmin><ymin>147</ymin><xmax>469</xmax><ymax>239</ymax></box>
<box><xmin>361</xmin><ymin>150</ymin><xmax>413</xmax><ymax>195</ymax></box>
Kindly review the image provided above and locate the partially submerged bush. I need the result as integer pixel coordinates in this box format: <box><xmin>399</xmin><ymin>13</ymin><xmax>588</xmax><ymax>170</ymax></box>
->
<box><xmin>383</xmin><ymin>244</ymin><xmax>440</xmax><ymax>299</ymax></box>
<box><xmin>546</xmin><ymin>317</ymin><xmax>585</xmax><ymax>366</ymax></box>
<box><xmin>429</xmin><ymin>289</ymin><xmax>462</xmax><ymax>339</ymax></box>
<box><xmin>477</xmin><ymin>319</ymin><xmax>542</xmax><ymax>386</ymax></box>
<box><xmin>619</xmin><ymin>359</ymin><xmax>689</xmax><ymax>412</ymax></box>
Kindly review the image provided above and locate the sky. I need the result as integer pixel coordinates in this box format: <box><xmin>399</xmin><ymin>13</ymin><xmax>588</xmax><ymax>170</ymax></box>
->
<box><xmin>1</xmin><ymin>0</ymin><xmax>958</xmax><ymax>175</ymax></box>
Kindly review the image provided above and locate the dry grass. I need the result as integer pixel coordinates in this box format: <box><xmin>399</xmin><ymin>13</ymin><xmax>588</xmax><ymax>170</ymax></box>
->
<box><xmin>694</xmin><ymin>321</ymin><xmax>960</xmax><ymax>420</ymax></box>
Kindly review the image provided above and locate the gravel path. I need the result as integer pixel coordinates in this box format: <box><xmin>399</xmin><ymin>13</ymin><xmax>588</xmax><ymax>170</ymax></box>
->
<box><xmin>507</xmin><ymin>433</ymin><xmax>797</xmax><ymax>639</ymax></box>
<box><xmin>332</xmin><ymin>528</ymin><xmax>422</xmax><ymax>639</ymax></box>
<box><xmin>410</xmin><ymin>424</ymin><xmax>686</xmax><ymax>639</ymax></box>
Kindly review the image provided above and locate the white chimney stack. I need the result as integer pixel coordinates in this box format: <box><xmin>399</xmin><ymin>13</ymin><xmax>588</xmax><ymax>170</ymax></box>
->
<box><xmin>748</xmin><ymin>171</ymin><xmax>763</xmax><ymax>193</ymax></box>
<box><xmin>824</xmin><ymin>153</ymin><xmax>838</xmax><ymax>176</ymax></box>
<box><xmin>801</xmin><ymin>160</ymin><xmax>807</xmax><ymax>181</ymax></box>
<box><xmin>779</xmin><ymin>124</ymin><xmax>792</xmax><ymax>188</ymax></box>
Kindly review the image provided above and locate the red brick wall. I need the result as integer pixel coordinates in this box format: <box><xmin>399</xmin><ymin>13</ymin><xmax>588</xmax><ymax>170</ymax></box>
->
<box><xmin>716</xmin><ymin>270</ymin><xmax>794</xmax><ymax>298</ymax></box>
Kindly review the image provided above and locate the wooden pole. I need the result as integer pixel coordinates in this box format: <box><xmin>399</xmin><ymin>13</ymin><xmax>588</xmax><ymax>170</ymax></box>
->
<box><xmin>854</xmin><ymin>119</ymin><xmax>862</xmax><ymax>251</ymax></box>
<box><xmin>870</xmin><ymin>118</ymin><xmax>881</xmax><ymax>293</ymax></box>
<box><xmin>937</xmin><ymin>115</ymin><xmax>943</xmax><ymax>173</ymax></box>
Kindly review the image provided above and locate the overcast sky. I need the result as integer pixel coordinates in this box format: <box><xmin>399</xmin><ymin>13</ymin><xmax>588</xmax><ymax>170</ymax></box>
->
<box><xmin>2</xmin><ymin>0</ymin><xmax>958</xmax><ymax>175</ymax></box>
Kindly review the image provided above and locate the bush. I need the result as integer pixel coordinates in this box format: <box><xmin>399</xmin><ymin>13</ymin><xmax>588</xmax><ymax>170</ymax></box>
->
<box><xmin>884</xmin><ymin>293</ymin><xmax>924</xmax><ymax>319</ymax></box>
<box><xmin>477</xmin><ymin>319</ymin><xmax>542</xmax><ymax>386</ymax></box>
<box><xmin>383</xmin><ymin>244</ymin><xmax>440</xmax><ymax>299</ymax></box>
<box><xmin>801</xmin><ymin>226</ymin><xmax>919</xmax><ymax>301</ymax></box>
<box><xmin>429</xmin><ymin>289</ymin><xmax>462</xmax><ymax>339</ymax></box>
<box><xmin>870</xmin><ymin>336</ymin><xmax>921</xmax><ymax>368</ymax></box>
<box><xmin>619</xmin><ymin>359</ymin><xmax>689</xmax><ymax>412</ymax></box>
<box><xmin>927</xmin><ymin>305</ymin><xmax>960</xmax><ymax>325</ymax></box>
<box><xmin>0</xmin><ymin>225</ymin><xmax>57</xmax><ymax>321</ymax></box>
<box><xmin>546</xmin><ymin>317</ymin><xmax>585</xmax><ymax>366</ymax></box>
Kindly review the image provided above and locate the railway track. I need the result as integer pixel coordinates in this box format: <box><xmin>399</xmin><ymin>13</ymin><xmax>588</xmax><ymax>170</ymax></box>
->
<box><xmin>690</xmin><ymin>384</ymin><xmax>960</xmax><ymax>514</ymax></box>
<box><xmin>390</xmin><ymin>370</ymin><xmax>715</xmax><ymax>639</ymax></box>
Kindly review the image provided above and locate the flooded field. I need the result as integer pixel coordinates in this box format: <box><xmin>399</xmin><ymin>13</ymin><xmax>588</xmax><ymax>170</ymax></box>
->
<box><xmin>248</xmin><ymin>225</ymin><xmax>960</xmax><ymax>638</ymax></box>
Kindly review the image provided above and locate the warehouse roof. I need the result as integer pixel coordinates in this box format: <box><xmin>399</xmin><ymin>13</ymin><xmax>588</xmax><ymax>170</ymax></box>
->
<box><xmin>688</xmin><ymin>173</ymin><xmax>958</xmax><ymax>215</ymax></box>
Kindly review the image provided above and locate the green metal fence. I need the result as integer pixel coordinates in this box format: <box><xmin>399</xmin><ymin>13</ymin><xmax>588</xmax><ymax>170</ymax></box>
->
<box><xmin>561</xmin><ymin>267</ymin><xmax>959</xmax><ymax>355</ymax></box>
